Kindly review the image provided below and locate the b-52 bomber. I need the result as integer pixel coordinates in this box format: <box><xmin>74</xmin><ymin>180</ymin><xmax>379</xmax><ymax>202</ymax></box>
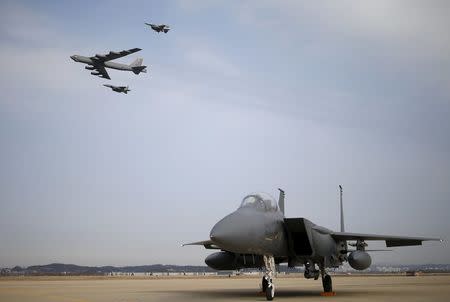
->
<box><xmin>145</xmin><ymin>23</ymin><xmax>170</xmax><ymax>33</ymax></box>
<box><xmin>103</xmin><ymin>84</ymin><xmax>130</xmax><ymax>94</ymax></box>
<box><xmin>184</xmin><ymin>187</ymin><xmax>441</xmax><ymax>300</ymax></box>
<box><xmin>70</xmin><ymin>48</ymin><xmax>146</xmax><ymax>80</ymax></box>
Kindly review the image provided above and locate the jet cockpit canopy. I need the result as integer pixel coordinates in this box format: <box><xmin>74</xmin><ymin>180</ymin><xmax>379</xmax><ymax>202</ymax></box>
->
<box><xmin>239</xmin><ymin>192</ymin><xmax>278</xmax><ymax>212</ymax></box>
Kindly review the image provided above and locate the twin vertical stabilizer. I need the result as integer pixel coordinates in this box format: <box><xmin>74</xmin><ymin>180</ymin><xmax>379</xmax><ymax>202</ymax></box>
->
<box><xmin>278</xmin><ymin>188</ymin><xmax>285</xmax><ymax>214</ymax></box>
<box><xmin>339</xmin><ymin>185</ymin><xmax>345</xmax><ymax>232</ymax></box>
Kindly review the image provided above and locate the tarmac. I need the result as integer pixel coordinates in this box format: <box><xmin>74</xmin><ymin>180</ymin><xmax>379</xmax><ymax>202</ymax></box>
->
<box><xmin>1</xmin><ymin>275</ymin><xmax>449</xmax><ymax>302</ymax></box>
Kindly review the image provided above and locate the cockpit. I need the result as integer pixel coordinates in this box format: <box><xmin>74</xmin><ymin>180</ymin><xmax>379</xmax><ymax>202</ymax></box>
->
<box><xmin>239</xmin><ymin>192</ymin><xmax>279</xmax><ymax>212</ymax></box>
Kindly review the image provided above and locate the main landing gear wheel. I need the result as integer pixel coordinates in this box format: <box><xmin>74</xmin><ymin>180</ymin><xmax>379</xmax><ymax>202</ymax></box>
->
<box><xmin>262</xmin><ymin>276</ymin><xmax>269</xmax><ymax>292</ymax></box>
<box><xmin>265</xmin><ymin>283</ymin><xmax>275</xmax><ymax>301</ymax></box>
<box><xmin>262</xmin><ymin>255</ymin><xmax>276</xmax><ymax>300</ymax></box>
<box><xmin>322</xmin><ymin>274</ymin><xmax>332</xmax><ymax>292</ymax></box>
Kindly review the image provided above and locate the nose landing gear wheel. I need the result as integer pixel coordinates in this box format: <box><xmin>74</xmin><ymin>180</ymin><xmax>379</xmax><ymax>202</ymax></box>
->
<box><xmin>322</xmin><ymin>274</ymin><xmax>332</xmax><ymax>292</ymax></box>
<box><xmin>265</xmin><ymin>283</ymin><xmax>275</xmax><ymax>300</ymax></box>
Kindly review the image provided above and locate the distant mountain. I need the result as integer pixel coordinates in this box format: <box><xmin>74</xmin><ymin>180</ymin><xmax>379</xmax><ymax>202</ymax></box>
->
<box><xmin>1</xmin><ymin>263</ymin><xmax>449</xmax><ymax>276</ymax></box>
<box><xmin>4</xmin><ymin>263</ymin><xmax>216</xmax><ymax>276</ymax></box>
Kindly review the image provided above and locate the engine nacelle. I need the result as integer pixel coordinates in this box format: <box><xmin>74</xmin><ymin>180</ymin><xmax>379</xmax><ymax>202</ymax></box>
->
<box><xmin>85</xmin><ymin>66</ymin><xmax>95</xmax><ymax>70</ymax></box>
<box><xmin>348</xmin><ymin>251</ymin><xmax>371</xmax><ymax>270</ymax></box>
<box><xmin>205</xmin><ymin>252</ymin><xmax>264</xmax><ymax>270</ymax></box>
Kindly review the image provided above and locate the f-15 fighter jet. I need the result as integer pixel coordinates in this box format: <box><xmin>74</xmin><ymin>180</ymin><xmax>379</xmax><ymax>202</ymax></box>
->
<box><xmin>70</xmin><ymin>48</ymin><xmax>147</xmax><ymax>80</ymax></box>
<box><xmin>103</xmin><ymin>84</ymin><xmax>130</xmax><ymax>94</ymax></box>
<box><xmin>184</xmin><ymin>187</ymin><xmax>442</xmax><ymax>300</ymax></box>
<box><xmin>145</xmin><ymin>23</ymin><xmax>170</xmax><ymax>33</ymax></box>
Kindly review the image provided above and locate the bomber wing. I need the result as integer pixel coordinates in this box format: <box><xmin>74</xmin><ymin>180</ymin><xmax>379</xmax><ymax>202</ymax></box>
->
<box><xmin>91</xmin><ymin>48</ymin><xmax>142</xmax><ymax>62</ymax></box>
<box><xmin>92</xmin><ymin>65</ymin><xmax>111</xmax><ymax>79</ymax></box>
<box><xmin>182</xmin><ymin>240</ymin><xmax>220</xmax><ymax>249</ymax></box>
<box><xmin>331</xmin><ymin>231</ymin><xmax>442</xmax><ymax>247</ymax></box>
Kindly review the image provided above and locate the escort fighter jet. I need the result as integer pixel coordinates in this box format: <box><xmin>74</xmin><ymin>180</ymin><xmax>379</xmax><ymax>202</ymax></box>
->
<box><xmin>145</xmin><ymin>23</ymin><xmax>170</xmax><ymax>33</ymax></box>
<box><xmin>103</xmin><ymin>84</ymin><xmax>130</xmax><ymax>94</ymax></box>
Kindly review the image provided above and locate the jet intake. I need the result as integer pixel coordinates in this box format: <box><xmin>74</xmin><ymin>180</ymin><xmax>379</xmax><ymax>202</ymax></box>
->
<box><xmin>205</xmin><ymin>252</ymin><xmax>263</xmax><ymax>270</ymax></box>
<box><xmin>85</xmin><ymin>66</ymin><xmax>95</xmax><ymax>70</ymax></box>
<box><xmin>348</xmin><ymin>251</ymin><xmax>371</xmax><ymax>270</ymax></box>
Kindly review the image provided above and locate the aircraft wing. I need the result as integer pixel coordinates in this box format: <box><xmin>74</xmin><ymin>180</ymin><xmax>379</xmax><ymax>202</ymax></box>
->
<box><xmin>331</xmin><ymin>231</ymin><xmax>442</xmax><ymax>247</ymax></box>
<box><xmin>93</xmin><ymin>65</ymin><xmax>111</xmax><ymax>79</ymax></box>
<box><xmin>91</xmin><ymin>48</ymin><xmax>142</xmax><ymax>62</ymax></box>
<box><xmin>182</xmin><ymin>240</ymin><xmax>220</xmax><ymax>249</ymax></box>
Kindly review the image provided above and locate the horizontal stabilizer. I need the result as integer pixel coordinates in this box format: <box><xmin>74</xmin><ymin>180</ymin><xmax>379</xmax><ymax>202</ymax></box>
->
<box><xmin>131</xmin><ymin>65</ymin><xmax>147</xmax><ymax>74</ymax></box>
<box><xmin>331</xmin><ymin>231</ymin><xmax>442</xmax><ymax>247</ymax></box>
<box><xmin>347</xmin><ymin>249</ymin><xmax>393</xmax><ymax>252</ymax></box>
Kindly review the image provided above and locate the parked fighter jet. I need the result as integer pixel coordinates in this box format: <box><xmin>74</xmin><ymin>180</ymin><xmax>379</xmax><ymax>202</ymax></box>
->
<box><xmin>103</xmin><ymin>84</ymin><xmax>130</xmax><ymax>94</ymax></box>
<box><xmin>145</xmin><ymin>23</ymin><xmax>170</xmax><ymax>33</ymax></box>
<box><xmin>184</xmin><ymin>187</ymin><xmax>441</xmax><ymax>300</ymax></box>
<box><xmin>70</xmin><ymin>48</ymin><xmax>147</xmax><ymax>80</ymax></box>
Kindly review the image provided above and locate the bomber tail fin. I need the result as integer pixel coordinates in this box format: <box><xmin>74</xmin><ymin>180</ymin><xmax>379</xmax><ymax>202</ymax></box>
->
<box><xmin>130</xmin><ymin>58</ymin><xmax>143</xmax><ymax>67</ymax></box>
<box><xmin>278</xmin><ymin>188</ymin><xmax>285</xmax><ymax>215</ymax></box>
<box><xmin>129</xmin><ymin>58</ymin><xmax>147</xmax><ymax>74</ymax></box>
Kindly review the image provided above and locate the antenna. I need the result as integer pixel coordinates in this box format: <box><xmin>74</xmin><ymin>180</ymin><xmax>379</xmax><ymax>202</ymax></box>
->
<box><xmin>339</xmin><ymin>185</ymin><xmax>345</xmax><ymax>232</ymax></box>
<box><xmin>278</xmin><ymin>188</ymin><xmax>285</xmax><ymax>215</ymax></box>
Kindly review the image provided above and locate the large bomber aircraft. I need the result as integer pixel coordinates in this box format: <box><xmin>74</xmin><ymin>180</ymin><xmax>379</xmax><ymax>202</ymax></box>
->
<box><xmin>70</xmin><ymin>48</ymin><xmax>147</xmax><ymax>80</ymax></box>
<box><xmin>184</xmin><ymin>187</ymin><xmax>441</xmax><ymax>300</ymax></box>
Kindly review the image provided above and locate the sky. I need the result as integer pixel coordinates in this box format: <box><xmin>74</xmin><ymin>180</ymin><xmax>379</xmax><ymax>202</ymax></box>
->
<box><xmin>0</xmin><ymin>0</ymin><xmax>449</xmax><ymax>267</ymax></box>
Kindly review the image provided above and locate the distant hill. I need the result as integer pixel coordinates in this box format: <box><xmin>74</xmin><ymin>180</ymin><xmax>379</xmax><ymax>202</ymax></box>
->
<box><xmin>1</xmin><ymin>263</ymin><xmax>449</xmax><ymax>276</ymax></box>
<box><xmin>4</xmin><ymin>263</ymin><xmax>216</xmax><ymax>276</ymax></box>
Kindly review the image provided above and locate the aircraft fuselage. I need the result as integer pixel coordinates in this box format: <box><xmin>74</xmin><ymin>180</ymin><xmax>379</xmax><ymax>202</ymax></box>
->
<box><xmin>70</xmin><ymin>55</ymin><xmax>133</xmax><ymax>71</ymax></box>
<box><xmin>209</xmin><ymin>207</ymin><xmax>343</xmax><ymax>267</ymax></box>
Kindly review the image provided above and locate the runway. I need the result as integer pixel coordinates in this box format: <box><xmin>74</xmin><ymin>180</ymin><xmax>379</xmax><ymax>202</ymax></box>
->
<box><xmin>1</xmin><ymin>275</ymin><xmax>449</xmax><ymax>302</ymax></box>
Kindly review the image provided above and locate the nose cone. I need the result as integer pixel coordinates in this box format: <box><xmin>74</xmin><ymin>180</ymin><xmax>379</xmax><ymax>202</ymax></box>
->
<box><xmin>70</xmin><ymin>55</ymin><xmax>77</xmax><ymax>61</ymax></box>
<box><xmin>210</xmin><ymin>210</ymin><xmax>265</xmax><ymax>254</ymax></box>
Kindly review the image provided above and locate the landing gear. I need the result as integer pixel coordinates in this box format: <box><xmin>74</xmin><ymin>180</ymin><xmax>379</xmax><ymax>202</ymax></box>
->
<box><xmin>304</xmin><ymin>261</ymin><xmax>319</xmax><ymax>280</ymax></box>
<box><xmin>261</xmin><ymin>276</ymin><xmax>269</xmax><ymax>292</ymax></box>
<box><xmin>262</xmin><ymin>255</ymin><xmax>276</xmax><ymax>300</ymax></box>
<box><xmin>322</xmin><ymin>274</ymin><xmax>332</xmax><ymax>292</ymax></box>
<box><xmin>319</xmin><ymin>264</ymin><xmax>333</xmax><ymax>293</ymax></box>
<box><xmin>266</xmin><ymin>282</ymin><xmax>275</xmax><ymax>300</ymax></box>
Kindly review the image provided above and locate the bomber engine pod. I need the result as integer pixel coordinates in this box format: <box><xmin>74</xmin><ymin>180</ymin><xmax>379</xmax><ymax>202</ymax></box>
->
<box><xmin>348</xmin><ymin>251</ymin><xmax>372</xmax><ymax>270</ymax></box>
<box><xmin>205</xmin><ymin>251</ymin><xmax>264</xmax><ymax>270</ymax></box>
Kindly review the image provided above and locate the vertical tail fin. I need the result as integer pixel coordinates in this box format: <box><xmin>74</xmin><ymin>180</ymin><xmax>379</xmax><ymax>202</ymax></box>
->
<box><xmin>130</xmin><ymin>58</ymin><xmax>143</xmax><ymax>67</ymax></box>
<box><xmin>129</xmin><ymin>58</ymin><xmax>147</xmax><ymax>74</ymax></box>
<box><xmin>278</xmin><ymin>188</ymin><xmax>285</xmax><ymax>215</ymax></box>
<box><xmin>339</xmin><ymin>185</ymin><xmax>345</xmax><ymax>232</ymax></box>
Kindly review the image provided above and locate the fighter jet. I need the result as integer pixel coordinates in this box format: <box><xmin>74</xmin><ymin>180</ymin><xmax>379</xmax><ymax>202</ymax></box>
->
<box><xmin>103</xmin><ymin>84</ymin><xmax>130</xmax><ymax>94</ymax></box>
<box><xmin>184</xmin><ymin>187</ymin><xmax>442</xmax><ymax>300</ymax></box>
<box><xmin>145</xmin><ymin>23</ymin><xmax>170</xmax><ymax>33</ymax></box>
<box><xmin>70</xmin><ymin>48</ymin><xmax>147</xmax><ymax>80</ymax></box>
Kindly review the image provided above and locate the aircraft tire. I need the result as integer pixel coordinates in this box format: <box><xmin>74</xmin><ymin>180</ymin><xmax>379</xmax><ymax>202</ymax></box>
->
<box><xmin>265</xmin><ymin>283</ymin><xmax>275</xmax><ymax>300</ymax></box>
<box><xmin>322</xmin><ymin>274</ymin><xmax>332</xmax><ymax>292</ymax></box>
<box><xmin>262</xmin><ymin>276</ymin><xmax>269</xmax><ymax>292</ymax></box>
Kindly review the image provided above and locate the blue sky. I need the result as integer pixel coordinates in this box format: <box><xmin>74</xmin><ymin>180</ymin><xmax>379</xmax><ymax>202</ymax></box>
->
<box><xmin>0</xmin><ymin>0</ymin><xmax>449</xmax><ymax>267</ymax></box>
